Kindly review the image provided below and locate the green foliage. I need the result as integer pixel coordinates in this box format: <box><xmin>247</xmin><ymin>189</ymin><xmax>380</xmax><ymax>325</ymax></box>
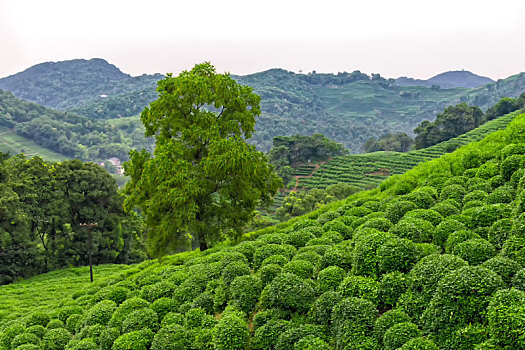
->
<box><xmin>212</xmin><ymin>313</ymin><xmax>249</xmax><ymax>350</ymax></box>
<box><xmin>111</xmin><ymin>329</ymin><xmax>153</xmax><ymax>350</ymax></box>
<box><xmin>352</xmin><ymin>230</ymin><xmax>395</xmax><ymax>277</ymax></box>
<box><xmin>312</xmin><ymin>291</ymin><xmax>343</xmax><ymax>326</ymax></box>
<box><xmin>374</xmin><ymin>309</ymin><xmax>411</xmax><ymax>344</ymax></box>
<box><xmin>385</xmin><ymin>201</ymin><xmax>417</xmax><ymax>224</ymax></box>
<box><xmin>42</xmin><ymin>328</ymin><xmax>72</xmax><ymax>350</ymax></box>
<box><xmin>383</xmin><ymin>322</ymin><xmax>422</xmax><ymax>350</ymax></box>
<box><xmin>84</xmin><ymin>300</ymin><xmax>117</xmax><ymax>327</ymax></box>
<box><xmin>379</xmin><ymin>272</ymin><xmax>408</xmax><ymax>308</ymax></box>
<box><xmin>124</xmin><ymin>62</ymin><xmax>282</xmax><ymax>254</ymax></box>
<box><xmin>283</xmin><ymin>260</ymin><xmax>315</xmax><ymax>279</ymax></box>
<box><xmin>365</xmin><ymin>132</ymin><xmax>414</xmax><ymax>153</ymax></box>
<box><xmin>230</xmin><ymin>275</ymin><xmax>262</xmax><ymax>313</ymax></box>
<box><xmin>332</xmin><ymin>297</ymin><xmax>377</xmax><ymax>349</ymax></box>
<box><xmin>121</xmin><ymin>308</ymin><xmax>158</xmax><ymax>334</ymax></box>
<box><xmin>268</xmin><ymin>273</ymin><xmax>316</xmax><ymax>313</ymax></box>
<box><xmin>221</xmin><ymin>261</ymin><xmax>250</xmax><ymax>285</ymax></box>
<box><xmin>317</xmin><ymin>266</ymin><xmax>346</xmax><ymax>293</ymax></box>
<box><xmin>452</xmin><ymin>239</ymin><xmax>496</xmax><ymax>265</ymax></box>
<box><xmin>150</xmin><ymin>324</ymin><xmax>189</xmax><ymax>350</ymax></box>
<box><xmin>398</xmin><ymin>337</ymin><xmax>439</xmax><ymax>350</ymax></box>
<box><xmin>10</xmin><ymin>333</ymin><xmax>40</xmax><ymax>349</ymax></box>
<box><xmin>377</xmin><ymin>237</ymin><xmax>418</xmax><ymax>273</ymax></box>
<box><xmin>487</xmin><ymin>289</ymin><xmax>525</xmax><ymax>349</ymax></box>
<box><xmin>513</xmin><ymin>269</ymin><xmax>525</xmax><ymax>290</ymax></box>
<box><xmin>481</xmin><ymin>256</ymin><xmax>522</xmax><ymax>284</ymax></box>
<box><xmin>294</xmin><ymin>335</ymin><xmax>331</xmax><ymax>350</ymax></box>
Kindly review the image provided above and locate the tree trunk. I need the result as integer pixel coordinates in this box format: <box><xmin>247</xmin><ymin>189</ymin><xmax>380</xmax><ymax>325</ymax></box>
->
<box><xmin>199</xmin><ymin>231</ymin><xmax>208</xmax><ymax>251</ymax></box>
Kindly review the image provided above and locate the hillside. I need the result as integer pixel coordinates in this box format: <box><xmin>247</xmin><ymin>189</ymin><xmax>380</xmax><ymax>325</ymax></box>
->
<box><xmin>396</xmin><ymin>70</ymin><xmax>495</xmax><ymax>89</ymax></box>
<box><xmin>1</xmin><ymin>59</ymin><xmax>524</xmax><ymax>153</ymax></box>
<box><xmin>2</xmin><ymin>111</ymin><xmax>525</xmax><ymax>349</ymax></box>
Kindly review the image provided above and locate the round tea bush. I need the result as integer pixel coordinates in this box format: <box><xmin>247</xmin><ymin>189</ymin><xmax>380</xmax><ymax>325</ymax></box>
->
<box><xmin>42</xmin><ymin>328</ymin><xmax>72</xmax><ymax>350</ymax></box>
<box><xmin>374</xmin><ymin>309</ymin><xmax>411</xmax><ymax>343</ymax></box>
<box><xmin>338</xmin><ymin>275</ymin><xmax>380</xmax><ymax>305</ymax></box>
<box><xmin>284</xmin><ymin>230</ymin><xmax>315</xmax><ymax>248</ymax></box>
<box><xmin>26</xmin><ymin>312</ymin><xmax>50</xmax><ymax>327</ymax></box>
<box><xmin>254</xmin><ymin>244</ymin><xmax>297</xmax><ymax>269</ymax></box>
<box><xmin>56</xmin><ymin>305</ymin><xmax>84</xmax><ymax>324</ymax></box>
<box><xmin>68</xmin><ymin>338</ymin><xmax>98</xmax><ymax>350</ymax></box>
<box><xmin>160</xmin><ymin>312</ymin><xmax>185</xmax><ymax>328</ymax></box>
<box><xmin>487</xmin><ymin>288</ymin><xmax>525</xmax><ymax>349</ymax></box>
<box><xmin>404</xmin><ymin>190</ymin><xmax>436</xmax><ymax>209</ymax></box>
<box><xmin>513</xmin><ymin>268</ymin><xmax>525</xmax><ymax>290</ymax></box>
<box><xmin>363</xmin><ymin>200</ymin><xmax>381</xmax><ymax>211</ymax></box>
<box><xmin>501</xmin><ymin>154</ymin><xmax>524</xmax><ymax>180</ymax></box>
<box><xmin>99</xmin><ymin>327</ymin><xmax>120</xmax><ymax>350</ymax></box>
<box><xmin>253</xmin><ymin>320</ymin><xmax>290</xmax><ymax>350</ymax></box>
<box><xmin>283</xmin><ymin>260</ymin><xmax>315</xmax><ymax>280</ymax></box>
<box><xmin>257</xmin><ymin>233</ymin><xmax>286</xmax><ymax>245</ymax></box>
<box><xmin>383</xmin><ymin>322</ymin><xmax>422</xmax><ymax>350</ymax></box>
<box><xmin>398</xmin><ymin>337</ymin><xmax>439</xmax><ymax>350</ymax></box>
<box><xmin>462</xmin><ymin>200</ymin><xmax>484</xmax><ymax>210</ymax></box>
<box><xmin>321</xmin><ymin>231</ymin><xmax>344</xmax><ymax>244</ymax></box>
<box><xmin>93</xmin><ymin>286</ymin><xmax>128</xmax><ymax>305</ymax></box>
<box><xmin>293</xmin><ymin>251</ymin><xmax>322</xmax><ymax>266</ymax></box>
<box><xmin>221</xmin><ymin>261</ymin><xmax>250</xmax><ymax>285</ymax></box>
<box><xmin>414</xmin><ymin>243</ymin><xmax>441</xmax><ymax>260</ymax></box>
<box><xmin>0</xmin><ymin>323</ymin><xmax>24</xmax><ymax>349</ymax></box>
<box><xmin>445</xmin><ymin>230</ymin><xmax>481</xmax><ymax>254</ymax></box>
<box><xmin>298</xmin><ymin>244</ymin><xmax>330</xmax><ymax>256</ymax></box>
<box><xmin>332</xmin><ymin>297</ymin><xmax>377</xmax><ymax>348</ymax></box>
<box><xmin>305</xmin><ymin>237</ymin><xmax>333</xmax><ymax>246</ymax></box>
<box><xmin>184</xmin><ymin>307</ymin><xmax>206</xmax><ymax>329</ymax></box>
<box><xmin>431</xmin><ymin>200</ymin><xmax>460</xmax><ymax>217</ymax></box>
<box><xmin>476</xmin><ymin>159</ymin><xmax>500</xmax><ymax>179</ymax></box>
<box><xmin>112</xmin><ymin>329</ymin><xmax>153</xmax><ymax>350</ymax></box>
<box><xmin>385</xmin><ymin>201</ymin><xmax>417</xmax><ymax>224</ymax></box>
<box><xmin>230</xmin><ymin>241</ymin><xmax>260</xmax><ymax>263</ymax></box>
<box><xmin>260</xmin><ymin>255</ymin><xmax>289</xmax><ymax>268</ymax></box>
<box><xmin>467</xmin><ymin>178</ymin><xmax>492</xmax><ymax>193</ymax></box>
<box><xmin>359</xmin><ymin>217</ymin><xmax>393</xmax><ymax>232</ymax></box>
<box><xmin>46</xmin><ymin>319</ymin><xmax>64</xmax><ymax>330</ymax></box>
<box><xmin>501</xmin><ymin>235</ymin><xmax>525</xmax><ymax>266</ymax></box>
<box><xmin>11</xmin><ymin>333</ymin><xmax>40</xmax><ymax>349</ymax></box>
<box><xmin>432</xmin><ymin>218</ymin><xmax>467</xmax><ymax>248</ymax></box>
<box><xmin>421</xmin><ymin>266</ymin><xmax>505</xmax><ymax>334</ymax></box>
<box><xmin>390</xmin><ymin>217</ymin><xmax>434</xmax><ymax>243</ymax></box>
<box><xmin>319</xmin><ymin>245</ymin><xmax>352</xmax><ymax>270</ymax></box>
<box><xmin>403</xmin><ymin>209</ymin><xmax>443</xmax><ymax>226</ymax></box>
<box><xmin>443</xmin><ymin>323</ymin><xmax>488</xmax><ymax>350</ymax></box>
<box><xmin>121</xmin><ymin>308</ymin><xmax>159</xmax><ymax>334</ymax></box>
<box><xmin>489</xmin><ymin>175</ymin><xmax>505</xmax><ymax>189</ymax></box>
<box><xmin>486</xmin><ymin>185</ymin><xmax>515</xmax><ymax>204</ymax></box>
<box><xmin>464</xmin><ymin>190</ymin><xmax>489</xmax><ymax>204</ymax></box>
<box><xmin>463</xmin><ymin>203</ymin><xmax>511</xmax><ymax>229</ymax></box>
<box><xmin>294</xmin><ymin>335</ymin><xmax>331</xmax><ymax>350</ymax></box>
<box><xmin>26</xmin><ymin>325</ymin><xmax>45</xmax><ymax>339</ymax></box>
<box><xmin>345</xmin><ymin>207</ymin><xmax>373</xmax><ymax>218</ymax></box>
<box><xmin>323</xmin><ymin>220</ymin><xmax>352</xmax><ymax>239</ymax></box>
<box><xmin>150</xmin><ymin>324</ymin><xmax>189</xmax><ymax>350</ymax></box>
<box><xmin>313</xmin><ymin>291</ymin><xmax>343</xmax><ymax>326</ymax></box>
<box><xmin>482</xmin><ymin>256</ymin><xmax>522</xmax><ymax>285</ymax></box>
<box><xmin>108</xmin><ymin>297</ymin><xmax>150</xmax><ymax>330</ymax></box>
<box><xmin>440</xmin><ymin>184</ymin><xmax>466</xmax><ymax>204</ymax></box>
<box><xmin>268</xmin><ymin>273</ymin><xmax>316</xmax><ymax>313</ymax></box>
<box><xmin>212</xmin><ymin>313</ymin><xmax>249</xmax><ymax>350</ymax></box>
<box><xmin>84</xmin><ymin>300</ymin><xmax>117</xmax><ymax>326</ymax></box>
<box><xmin>292</xmin><ymin>219</ymin><xmax>321</xmax><ymax>231</ymax></box>
<box><xmin>259</xmin><ymin>264</ymin><xmax>282</xmax><ymax>286</ymax></box>
<box><xmin>13</xmin><ymin>344</ymin><xmax>39</xmax><ymax>350</ymax></box>
<box><xmin>379</xmin><ymin>272</ymin><xmax>408</xmax><ymax>309</ymax></box>
<box><xmin>151</xmin><ymin>298</ymin><xmax>177</xmax><ymax>320</ymax></box>
<box><xmin>65</xmin><ymin>314</ymin><xmax>83</xmax><ymax>333</ymax></box>
<box><xmin>377</xmin><ymin>237</ymin><xmax>417</xmax><ymax>273</ymax></box>
<box><xmin>230</xmin><ymin>275</ymin><xmax>263</xmax><ymax>313</ymax></box>
<box><xmin>452</xmin><ymin>238</ymin><xmax>496</xmax><ymax>265</ymax></box>
<box><xmin>352</xmin><ymin>230</ymin><xmax>395</xmax><ymax>277</ymax></box>
<box><xmin>408</xmin><ymin>254</ymin><xmax>468</xmax><ymax>299</ymax></box>
<box><xmin>317</xmin><ymin>211</ymin><xmax>340</xmax><ymax>225</ymax></box>
<box><xmin>317</xmin><ymin>266</ymin><xmax>346</xmax><ymax>293</ymax></box>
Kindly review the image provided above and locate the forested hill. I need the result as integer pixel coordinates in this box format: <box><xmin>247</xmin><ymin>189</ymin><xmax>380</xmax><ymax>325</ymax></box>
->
<box><xmin>1</xmin><ymin>59</ymin><xmax>525</xmax><ymax>152</ymax></box>
<box><xmin>396</xmin><ymin>70</ymin><xmax>495</xmax><ymax>89</ymax></box>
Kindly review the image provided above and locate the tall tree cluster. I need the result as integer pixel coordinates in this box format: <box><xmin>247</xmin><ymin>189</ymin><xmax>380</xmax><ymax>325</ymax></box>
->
<box><xmin>0</xmin><ymin>154</ymin><xmax>146</xmax><ymax>285</ymax></box>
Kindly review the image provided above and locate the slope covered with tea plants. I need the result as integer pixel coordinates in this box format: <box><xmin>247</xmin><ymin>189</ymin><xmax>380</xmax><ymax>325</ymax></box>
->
<box><xmin>2</xmin><ymin>111</ymin><xmax>525</xmax><ymax>349</ymax></box>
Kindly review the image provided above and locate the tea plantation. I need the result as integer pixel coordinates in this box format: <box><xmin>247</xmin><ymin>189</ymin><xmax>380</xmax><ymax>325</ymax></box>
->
<box><xmin>2</xmin><ymin>113</ymin><xmax>525</xmax><ymax>349</ymax></box>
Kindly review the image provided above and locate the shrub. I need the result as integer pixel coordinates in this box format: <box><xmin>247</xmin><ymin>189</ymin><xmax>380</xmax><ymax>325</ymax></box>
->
<box><xmin>476</xmin><ymin>159</ymin><xmax>500</xmax><ymax>179</ymax></box>
<box><xmin>332</xmin><ymin>297</ymin><xmax>377</xmax><ymax>349</ymax></box>
<box><xmin>422</xmin><ymin>266</ymin><xmax>505</xmax><ymax>335</ymax></box>
<box><xmin>84</xmin><ymin>300</ymin><xmax>117</xmax><ymax>326</ymax></box>
<box><xmin>481</xmin><ymin>256</ymin><xmax>522</xmax><ymax>285</ymax></box>
<box><xmin>283</xmin><ymin>260</ymin><xmax>315</xmax><ymax>279</ymax></box>
<box><xmin>121</xmin><ymin>308</ymin><xmax>158</xmax><ymax>334</ymax></box>
<box><xmin>377</xmin><ymin>237</ymin><xmax>417</xmax><ymax>273</ymax></box>
<box><xmin>108</xmin><ymin>297</ymin><xmax>150</xmax><ymax>330</ymax></box>
<box><xmin>65</xmin><ymin>314</ymin><xmax>83</xmax><ymax>333</ymax></box>
<box><xmin>11</xmin><ymin>333</ymin><xmax>40</xmax><ymax>349</ymax></box>
<box><xmin>408</xmin><ymin>254</ymin><xmax>468</xmax><ymax>299</ymax></box>
<box><xmin>379</xmin><ymin>272</ymin><xmax>408</xmax><ymax>308</ymax></box>
<box><xmin>160</xmin><ymin>312</ymin><xmax>185</xmax><ymax>328</ymax></box>
<box><xmin>501</xmin><ymin>235</ymin><xmax>525</xmax><ymax>265</ymax></box>
<box><xmin>385</xmin><ymin>201</ymin><xmax>417</xmax><ymax>224</ymax></box>
<box><xmin>284</xmin><ymin>230</ymin><xmax>316</xmax><ymax>248</ymax></box>
<box><xmin>253</xmin><ymin>320</ymin><xmax>290</xmax><ymax>350</ymax></box>
<box><xmin>26</xmin><ymin>325</ymin><xmax>45</xmax><ymax>339</ymax></box>
<box><xmin>305</xmin><ymin>237</ymin><xmax>334</xmax><ymax>246</ymax></box>
<box><xmin>359</xmin><ymin>217</ymin><xmax>393</xmax><ymax>232</ymax></box>
<box><xmin>513</xmin><ymin>268</ymin><xmax>525</xmax><ymax>290</ymax></box>
<box><xmin>111</xmin><ymin>329</ymin><xmax>153</xmax><ymax>350</ymax></box>
<box><xmin>486</xmin><ymin>185</ymin><xmax>515</xmax><ymax>204</ymax></box>
<box><xmin>487</xmin><ymin>288</ymin><xmax>525</xmax><ymax>349</ymax></box>
<box><xmin>452</xmin><ymin>238</ymin><xmax>496</xmax><ymax>265</ymax></box>
<box><xmin>383</xmin><ymin>322</ymin><xmax>422</xmax><ymax>350</ymax></box>
<box><xmin>317</xmin><ymin>211</ymin><xmax>340</xmax><ymax>225</ymax></box>
<box><xmin>444</xmin><ymin>324</ymin><xmax>488</xmax><ymax>350</ymax></box>
<box><xmin>68</xmin><ymin>338</ymin><xmax>98</xmax><ymax>350</ymax></box>
<box><xmin>317</xmin><ymin>266</ymin><xmax>346</xmax><ymax>293</ymax></box>
<box><xmin>230</xmin><ymin>241</ymin><xmax>260</xmax><ymax>263</ymax></box>
<box><xmin>403</xmin><ymin>209</ymin><xmax>443</xmax><ymax>226</ymax></box>
<box><xmin>221</xmin><ymin>261</ymin><xmax>250</xmax><ymax>285</ymax></box>
<box><xmin>56</xmin><ymin>305</ymin><xmax>84</xmax><ymax>324</ymax></box>
<box><xmin>374</xmin><ymin>309</ymin><xmax>411</xmax><ymax>343</ymax></box>
<box><xmin>321</xmin><ymin>231</ymin><xmax>344</xmax><ymax>244</ymax></box>
<box><xmin>99</xmin><ymin>327</ymin><xmax>120</xmax><ymax>350</ymax></box>
<box><xmin>259</xmin><ymin>264</ymin><xmax>283</xmax><ymax>287</ymax></box>
<box><xmin>257</xmin><ymin>233</ymin><xmax>286</xmax><ymax>244</ymax></box>
<box><xmin>93</xmin><ymin>286</ymin><xmax>128</xmax><ymax>305</ymax></box>
<box><xmin>46</xmin><ymin>319</ymin><xmax>64</xmax><ymax>330</ymax></box>
<box><xmin>352</xmin><ymin>230</ymin><xmax>395</xmax><ymax>277</ymax></box>
<box><xmin>212</xmin><ymin>313</ymin><xmax>249</xmax><ymax>350</ymax></box>
<box><xmin>268</xmin><ymin>273</ymin><xmax>316</xmax><ymax>313</ymax></box>
<box><xmin>463</xmin><ymin>204</ymin><xmax>511</xmax><ymax>228</ymax></box>
<box><xmin>254</xmin><ymin>244</ymin><xmax>297</xmax><ymax>269</ymax></box>
<box><xmin>252</xmin><ymin>309</ymin><xmax>288</xmax><ymax>331</ymax></box>
<box><xmin>338</xmin><ymin>275</ymin><xmax>380</xmax><ymax>305</ymax></box>
<box><xmin>13</xmin><ymin>344</ymin><xmax>40</xmax><ymax>350</ymax></box>
<box><xmin>467</xmin><ymin>178</ymin><xmax>492</xmax><ymax>193</ymax></box>
<box><xmin>445</xmin><ymin>230</ymin><xmax>481</xmax><ymax>253</ymax></box>
<box><xmin>320</xmin><ymin>245</ymin><xmax>352</xmax><ymax>270</ymax></box>
<box><xmin>275</xmin><ymin>324</ymin><xmax>325</xmax><ymax>350</ymax></box>
<box><xmin>260</xmin><ymin>255</ymin><xmax>289</xmax><ymax>268</ymax></box>
<box><xmin>26</xmin><ymin>312</ymin><xmax>51</xmax><ymax>328</ymax></box>
<box><xmin>431</xmin><ymin>201</ymin><xmax>460</xmax><ymax>217</ymax></box>
<box><xmin>345</xmin><ymin>207</ymin><xmax>373</xmax><ymax>218</ymax></box>
<box><xmin>312</xmin><ymin>291</ymin><xmax>343</xmax><ymax>326</ymax></box>
<box><xmin>464</xmin><ymin>190</ymin><xmax>488</xmax><ymax>203</ymax></box>
<box><xmin>42</xmin><ymin>328</ymin><xmax>72</xmax><ymax>350</ymax></box>
<box><xmin>405</xmin><ymin>190</ymin><xmax>436</xmax><ymax>209</ymax></box>
<box><xmin>230</xmin><ymin>275</ymin><xmax>263</xmax><ymax>313</ymax></box>
<box><xmin>463</xmin><ymin>200</ymin><xmax>484</xmax><ymax>209</ymax></box>
<box><xmin>501</xmin><ymin>154</ymin><xmax>524</xmax><ymax>180</ymax></box>
<box><xmin>398</xmin><ymin>337</ymin><xmax>439</xmax><ymax>350</ymax></box>
<box><xmin>486</xmin><ymin>219</ymin><xmax>513</xmax><ymax>250</ymax></box>
<box><xmin>294</xmin><ymin>335</ymin><xmax>331</xmax><ymax>350</ymax></box>
<box><xmin>488</xmin><ymin>175</ymin><xmax>505</xmax><ymax>189</ymax></box>
<box><xmin>293</xmin><ymin>251</ymin><xmax>322</xmax><ymax>266</ymax></box>
<box><xmin>292</xmin><ymin>219</ymin><xmax>321</xmax><ymax>231</ymax></box>
<box><xmin>440</xmin><ymin>184</ymin><xmax>466</xmax><ymax>203</ymax></box>
<box><xmin>184</xmin><ymin>307</ymin><xmax>206</xmax><ymax>329</ymax></box>
<box><xmin>151</xmin><ymin>298</ymin><xmax>177</xmax><ymax>320</ymax></box>
<box><xmin>323</xmin><ymin>220</ymin><xmax>352</xmax><ymax>239</ymax></box>
<box><xmin>390</xmin><ymin>218</ymin><xmax>434</xmax><ymax>243</ymax></box>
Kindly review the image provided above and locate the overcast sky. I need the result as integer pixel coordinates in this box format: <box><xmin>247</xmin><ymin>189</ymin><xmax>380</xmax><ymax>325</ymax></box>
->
<box><xmin>1</xmin><ymin>0</ymin><xmax>524</xmax><ymax>79</ymax></box>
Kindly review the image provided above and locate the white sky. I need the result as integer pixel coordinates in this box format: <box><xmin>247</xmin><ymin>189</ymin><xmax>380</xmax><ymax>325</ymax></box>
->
<box><xmin>1</xmin><ymin>0</ymin><xmax>524</xmax><ymax>79</ymax></box>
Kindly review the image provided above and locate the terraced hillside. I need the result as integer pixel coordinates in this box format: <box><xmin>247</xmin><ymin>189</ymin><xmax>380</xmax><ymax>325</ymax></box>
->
<box><xmin>2</xmin><ymin>112</ymin><xmax>525</xmax><ymax>349</ymax></box>
<box><xmin>298</xmin><ymin>110</ymin><xmax>521</xmax><ymax>190</ymax></box>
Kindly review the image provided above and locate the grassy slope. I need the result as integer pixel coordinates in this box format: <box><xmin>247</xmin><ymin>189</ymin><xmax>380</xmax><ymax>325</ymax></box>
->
<box><xmin>0</xmin><ymin>126</ymin><xmax>67</xmax><ymax>162</ymax></box>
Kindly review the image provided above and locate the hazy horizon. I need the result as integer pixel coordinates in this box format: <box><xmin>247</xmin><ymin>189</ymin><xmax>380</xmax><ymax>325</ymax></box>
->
<box><xmin>1</xmin><ymin>0</ymin><xmax>524</xmax><ymax>80</ymax></box>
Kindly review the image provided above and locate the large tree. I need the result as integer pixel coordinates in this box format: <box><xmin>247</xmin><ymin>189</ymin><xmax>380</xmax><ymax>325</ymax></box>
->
<box><xmin>124</xmin><ymin>63</ymin><xmax>282</xmax><ymax>255</ymax></box>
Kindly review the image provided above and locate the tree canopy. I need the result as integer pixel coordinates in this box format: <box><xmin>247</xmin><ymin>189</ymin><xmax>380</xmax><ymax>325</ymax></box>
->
<box><xmin>124</xmin><ymin>63</ymin><xmax>282</xmax><ymax>255</ymax></box>
<box><xmin>364</xmin><ymin>132</ymin><xmax>414</xmax><ymax>153</ymax></box>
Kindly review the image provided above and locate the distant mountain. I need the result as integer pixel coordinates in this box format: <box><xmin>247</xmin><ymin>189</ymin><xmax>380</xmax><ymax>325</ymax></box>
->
<box><xmin>0</xmin><ymin>58</ymin><xmax>162</xmax><ymax>111</ymax></box>
<box><xmin>396</xmin><ymin>70</ymin><xmax>494</xmax><ymax>89</ymax></box>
